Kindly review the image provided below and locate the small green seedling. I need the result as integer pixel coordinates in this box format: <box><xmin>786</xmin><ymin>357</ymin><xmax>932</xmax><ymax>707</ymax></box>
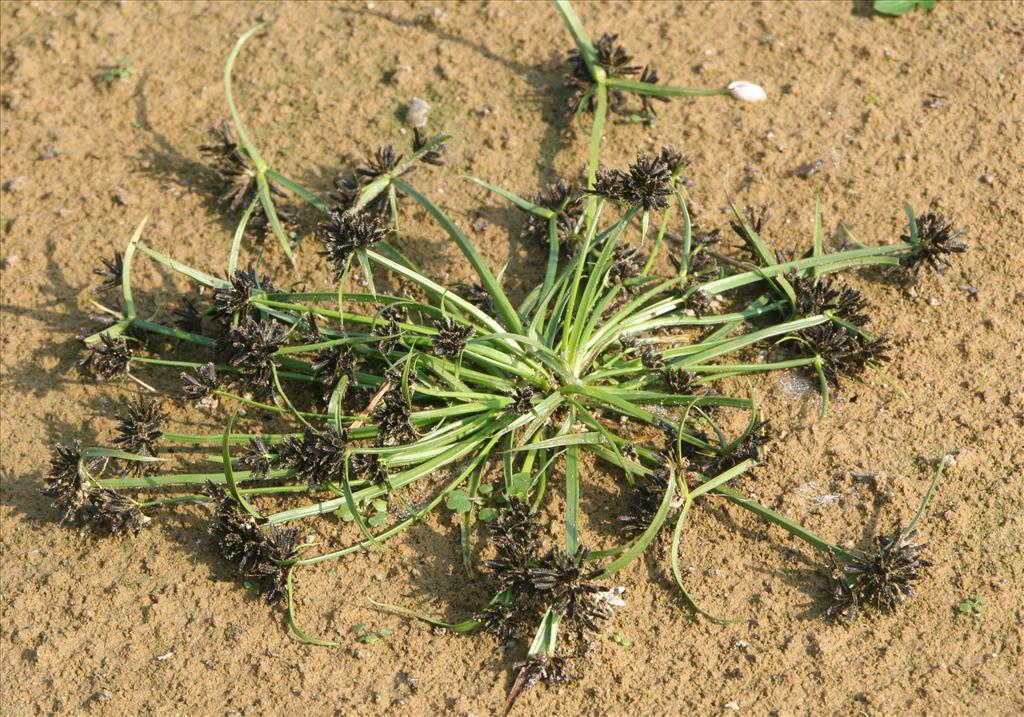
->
<box><xmin>874</xmin><ymin>0</ymin><xmax>936</xmax><ymax>16</ymax></box>
<box><xmin>101</xmin><ymin>60</ymin><xmax>136</xmax><ymax>84</ymax></box>
<box><xmin>611</xmin><ymin>633</ymin><xmax>632</xmax><ymax>647</ymax></box>
<box><xmin>352</xmin><ymin>623</ymin><xmax>392</xmax><ymax>644</ymax></box>
<box><xmin>957</xmin><ymin>596</ymin><xmax>987</xmax><ymax>615</ymax></box>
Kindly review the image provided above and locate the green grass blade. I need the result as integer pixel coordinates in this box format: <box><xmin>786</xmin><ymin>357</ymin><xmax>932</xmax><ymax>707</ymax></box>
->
<box><xmin>466</xmin><ymin>176</ymin><xmax>553</xmax><ymax>218</ymax></box>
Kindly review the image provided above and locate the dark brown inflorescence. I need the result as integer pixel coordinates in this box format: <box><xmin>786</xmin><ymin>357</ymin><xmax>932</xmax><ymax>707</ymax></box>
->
<box><xmin>316</xmin><ymin>209</ymin><xmax>388</xmax><ymax>278</ymax></box>
<box><xmin>93</xmin><ymin>251</ymin><xmax>124</xmax><ymax>294</ymax></box>
<box><xmin>565</xmin><ymin>32</ymin><xmax>663</xmax><ymax>121</ymax></box>
<box><xmin>205</xmin><ymin>481</ymin><xmax>298</xmax><ymax>604</ymax></box>
<box><xmin>608</xmin><ymin>244</ymin><xmax>643</xmax><ymax>286</ymax></box>
<box><xmin>372</xmin><ymin>378</ymin><xmax>416</xmax><ymax>446</ymax></box>
<box><xmin>214</xmin><ymin>265</ymin><xmax>276</xmax><ymax>320</ymax></box>
<box><xmin>618</xmin><ymin>467</ymin><xmax>670</xmax><ymax>537</ymax></box>
<box><xmin>591</xmin><ymin>153</ymin><xmax>673</xmax><ymax>211</ymax></box>
<box><xmin>331</xmin><ymin>145</ymin><xmax>403</xmax><ymax>215</ymax></box>
<box><xmin>238</xmin><ymin>436</ymin><xmax>275</xmax><ymax>481</ymax></box>
<box><xmin>828</xmin><ymin>527</ymin><xmax>931</xmax><ymax>621</ymax></box>
<box><xmin>42</xmin><ymin>442</ymin><xmax>148</xmax><ymax>535</ymax></box>
<box><xmin>170</xmin><ymin>297</ymin><xmax>205</xmax><ymax>334</ymax></box>
<box><xmin>662</xmin><ymin>367</ymin><xmax>698</xmax><ymax>395</ymax></box>
<box><xmin>351</xmin><ymin>453</ymin><xmax>390</xmax><ymax>488</ymax></box>
<box><xmin>702</xmin><ymin>419</ymin><xmax>771</xmax><ymax>476</ymax></box>
<box><xmin>529</xmin><ymin>547</ymin><xmax>612</xmax><ymax>640</ymax></box>
<box><xmin>181</xmin><ymin>362</ymin><xmax>219</xmax><ymax>402</ymax></box>
<box><xmin>432</xmin><ymin>319</ymin><xmax>475</xmax><ymax>359</ymax></box>
<box><xmin>520</xmin><ymin>179</ymin><xmax>583</xmax><ymax>246</ymax></box>
<box><xmin>790</xmin><ymin>273</ymin><xmax>870</xmax><ymax>328</ymax></box>
<box><xmin>507</xmin><ymin>653</ymin><xmax>578</xmax><ymax>714</ymax></box>
<box><xmin>113</xmin><ymin>395</ymin><xmax>167</xmax><ymax>473</ymax></box>
<box><xmin>304</xmin><ymin>314</ymin><xmax>357</xmax><ymax>405</ymax></box>
<box><xmin>199</xmin><ymin>119</ymin><xmax>259</xmax><ymax>210</ymax></box>
<box><xmin>799</xmin><ymin>321</ymin><xmax>892</xmax><ymax>388</ymax></box>
<box><xmin>508</xmin><ymin>385</ymin><xmax>536</xmax><ymax>415</ymax></box>
<box><xmin>371</xmin><ymin>305</ymin><xmax>406</xmax><ymax>355</ymax></box>
<box><xmin>77</xmin><ymin>334</ymin><xmax>132</xmax><ymax>382</ymax></box>
<box><xmin>276</xmin><ymin>426</ymin><xmax>349</xmax><ymax>492</ymax></box>
<box><xmin>900</xmin><ymin>212</ymin><xmax>967</xmax><ymax>280</ymax></box>
<box><xmin>215</xmin><ymin>317</ymin><xmax>287</xmax><ymax>397</ymax></box>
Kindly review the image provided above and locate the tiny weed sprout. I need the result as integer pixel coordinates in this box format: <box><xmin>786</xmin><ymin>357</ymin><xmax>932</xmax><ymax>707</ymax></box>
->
<box><xmin>49</xmin><ymin>1</ymin><xmax>965</xmax><ymax>710</ymax></box>
<box><xmin>874</xmin><ymin>0</ymin><xmax>937</xmax><ymax>17</ymax></box>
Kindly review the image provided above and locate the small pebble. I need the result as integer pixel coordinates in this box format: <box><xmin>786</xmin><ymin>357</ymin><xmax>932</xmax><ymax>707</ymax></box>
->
<box><xmin>794</xmin><ymin>160</ymin><xmax>824</xmax><ymax>179</ymax></box>
<box><xmin>405</xmin><ymin>97</ymin><xmax>430</xmax><ymax>128</ymax></box>
<box><xmin>3</xmin><ymin>176</ymin><xmax>27</xmax><ymax>192</ymax></box>
<box><xmin>1</xmin><ymin>255</ymin><xmax>19</xmax><ymax>269</ymax></box>
<box><xmin>980</xmin><ymin>173</ymin><xmax>995</xmax><ymax>185</ymax></box>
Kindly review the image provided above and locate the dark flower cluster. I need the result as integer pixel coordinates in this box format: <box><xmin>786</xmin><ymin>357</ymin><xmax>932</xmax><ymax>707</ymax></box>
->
<box><xmin>432</xmin><ymin>319</ymin><xmax>475</xmax><ymax>359</ymax></box>
<box><xmin>591</xmin><ymin>153</ymin><xmax>673</xmax><ymax>211</ymax></box>
<box><xmin>276</xmin><ymin>425</ymin><xmax>349</xmax><ymax>491</ymax></box>
<box><xmin>730</xmin><ymin>203</ymin><xmax>770</xmax><ymax>247</ymax></box>
<box><xmin>828</xmin><ymin>527</ymin><xmax>931</xmax><ymax>621</ymax></box>
<box><xmin>170</xmin><ymin>297</ymin><xmax>205</xmax><ymax>334</ymax></box>
<box><xmin>702</xmin><ymin>420</ymin><xmax>771</xmax><ymax>476</ymax></box>
<box><xmin>662</xmin><ymin>368</ymin><xmax>697</xmax><ymax>395</ymax></box>
<box><xmin>507</xmin><ymin>653</ymin><xmax>578</xmax><ymax>714</ymax></box>
<box><xmin>316</xmin><ymin>210</ymin><xmax>388</xmax><ymax>278</ymax></box>
<box><xmin>458</xmin><ymin>283</ymin><xmax>494</xmax><ymax>314</ymax></box>
<box><xmin>215</xmin><ymin>317</ymin><xmax>287</xmax><ymax>397</ymax></box>
<box><xmin>371</xmin><ymin>305</ymin><xmax>406</xmax><ymax>355</ymax></box>
<box><xmin>113</xmin><ymin>395</ymin><xmax>167</xmax><ymax>474</ymax></box>
<box><xmin>565</xmin><ymin>32</ymin><xmax>663</xmax><ymax>121</ymax></box>
<box><xmin>77</xmin><ymin>334</ymin><xmax>132</xmax><ymax>382</ymax></box>
<box><xmin>520</xmin><ymin>179</ymin><xmax>583</xmax><ymax>246</ymax></box>
<box><xmin>43</xmin><ymin>442</ymin><xmax>148</xmax><ymax>535</ymax></box>
<box><xmin>508</xmin><ymin>385</ymin><xmax>536</xmax><ymax>415</ymax></box>
<box><xmin>790</xmin><ymin>273</ymin><xmax>870</xmax><ymax>328</ymax></box>
<box><xmin>93</xmin><ymin>251</ymin><xmax>124</xmax><ymax>294</ymax></box>
<box><xmin>205</xmin><ymin>481</ymin><xmax>298</xmax><ymax>604</ymax></box>
<box><xmin>412</xmin><ymin>128</ymin><xmax>448</xmax><ymax>167</ymax></box>
<box><xmin>799</xmin><ymin>321</ymin><xmax>892</xmax><ymax>388</ymax></box>
<box><xmin>239</xmin><ymin>436</ymin><xmax>275</xmax><ymax>480</ymax></box>
<box><xmin>331</xmin><ymin>145</ymin><xmax>403</xmax><ymax>215</ymax></box>
<box><xmin>529</xmin><ymin>547</ymin><xmax>614</xmax><ymax>642</ymax></box>
<box><xmin>214</xmin><ymin>265</ymin><xmax>276</xmax><ymax>320</ymax></box>
<box><xmin>372</xmin><ymin>375</ymin><xmax>416</xmax><ymax>446</ymax></box>
<box><xmin>304</xmin><ymin>314</ymin><xmax>357</xmax><ymax>405</ymax></box>
<box><xmin>181</xmin><ymin>362</ymin><xmax>219</xmax><ymax>402</ymax></box>
<box><xmin>351</xmin><ymin>453</ymin><xmax>390</xmax><ymax>488</ymax></box>
<box><xmin>900</xmin><ymin>212</ymin><xmax>967</xmax><ymax>280</ymax></box>
<box><xmin>618</xmin><ymin>467</ymin><xmax>670</xmax><ymax>537</ymax></box>
<box><xmin>199</xmin><ymin>119</ymin><xmax>258</xmax><ymax>210</ymax></box>
<box><xmin>478</xmin><ymin>498</ymin><xmax>544</xmax><ymax>641</ymax></box>
<box><xmin>608</xmin><ymin>244</ymin><xmax>643</xmax><ymax>286</ymax></box>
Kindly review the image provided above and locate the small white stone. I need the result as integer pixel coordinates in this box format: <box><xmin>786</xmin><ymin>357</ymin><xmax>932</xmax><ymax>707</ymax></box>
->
<box><xmin>405</xmin><ymin>97</ymin><xmax>431</xmax><ymax>128</ymax></box>
<box><xmin>728</xmin><ymin>81</ymin><xmax>767</xmax><ymax>103</ymax></box>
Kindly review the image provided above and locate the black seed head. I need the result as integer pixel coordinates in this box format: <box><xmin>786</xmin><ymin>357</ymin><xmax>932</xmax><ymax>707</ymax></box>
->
<box><xmin>591</xmin><ymin>153</ymin><xmax>672</xmax><ymax>211</ymax></box>
<box><xmin>205</xmin><ymin>481</ymin><xmax>298</xmax><ymax>604</ymax></box>
<box><xmin>170</xmin><ymin>297</ymin><xmax>205</xmax><ymax>334</ymax></box>
<box><xmin>276</xmin><ymin>426</ymin><xmax>349</xmax><ymax>492</ymax></box>
<box><xmin>412</xmin><ymin>127</ymin><xmax>447</xmax><ymax>166</ymax></box>
<box><xmin>663</xmin><ymin>368</ymin><xmax>698</xmax><ymax>395</ymax></box>
<box><xmin>509</xmin><ymin>386</ymin><xmax>536</xmax><ymax>415</ymax></box>
<box><xmin>798</xmin><ymin>322</ymin><xmax>891</xmax><ymax>388</ymax></box>
<box><xmin>215</xmin><ymin>317</ymin><xmax>287</xmax><ymax>398</ymax></box>
<box><xmin>521</xmin><ymin>179</ymin><xmax>583</xmax><ymax>246</ymax></box>
<box><xmin>181</xmin><ymin>362</ymin><xmax>219</xmax><ymax>402</ymax></box>
<box><xmin>317</xmin><ymin>210</ymin><xmax>388</xmax><ymax>278</ymax></box>
<box><xmin>88</xmin><ymin>488</ymin><xmax>149</xmax><ymax>536</ymax></box>
<box><xmin>790</xmin><ymin>273</ymin><xmax>871</xmax><ymax>327</ymax></box>
<box><xmin>43</xmin><ymin>441</ymin><xmax>90</xmax><ymax>525</ymax></box>
<box><xmin>507</xmin><ymin>653</ymin><xmax>577</xmax><ymax>714</ymax></box>
<box><xmin>199</xmin><ymin>119</ymin><xmax>257</xmax><ymax>210</ymax></box>
<box><xmin>93</xmin><ymin>251</ymin><xmax>124</xmax><ymax>294</ymax></box>
<box><xmin>371</xmin><ymin>305</ymin><xmax>406</xmax><ymax>355</ymax></box>
<box><xmin>113</xmin><ymin>395</ymin><xmax>167</xmax><ymax>471</ymax></box>
<box><xmin>239</xmin><ymin>436</ymin><xmax>275</xmax><ymax>481</ymax></box>
<box><xmin>639</xmin><ymin>345</ymin><xmax>664</xmax><ymax>370</ymax></box>
<box><xmin>901</xmin><ymin>211</ymin><xmax>967</xmax><ymax>279</ymax></box>
<box><xmin>608</xmin><ymin>244</ymin><xmax>643</xmax><ymax>286</ymax></box>
<box><xmin>331</xmin><ymin>145</ymin><xmax>403</xmax><ymax>215</ymax></box>
<box><xmin>351</xmin><ymin>453</ymin><xmax>390</xmax><ymax>488</ymax></box>
<box><xmin>305</xmin><ymin>314</ymin><xmax>357</xmax><ymax>404</ymax></box>
<box><xmin>214</xmin><ymin>265</ymin><xmax>275</xmax><ymax>319</ymax></box>
<box><xmin>703</xmin><ymin>420</ymin><xmax>771</xmax><ymax>476</ymax></box>
<box><xmin>530</xmin><ymin>547</ymin><xmax>612</xmax><ymax>638</ymax></box>
<box><xmin>828</xmin><ymin>527</ymin><xmax>931</xmax><ymax>621</ymax></box>
<box><xmin>432</xmin><ymin>319</ymin><xmax>475</xmax><ymax>359</ymax></box>
<box><xmin>77</xmin><ymin>334</ymin><xmax>132</xmax><ymax>382</ymax></box>
<box><xmin>619</xmin><ymin>467</ymin><xmax>670</xmax><ymax>537</ymax></box>
<box><xmin>566</xmin><ymin>32</ymin><xmax>641</xmax><ymax>116</ymax></box>
<box><xmin>372</xmin><ymin>383</ymin><xmax>415</xmax><ymax>446</ymax></box>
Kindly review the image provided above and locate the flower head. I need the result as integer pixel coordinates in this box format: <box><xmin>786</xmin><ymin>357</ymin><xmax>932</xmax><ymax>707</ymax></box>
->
<box><xmin>113</xmin><ymin>395</ymin><xmax>167</xmax><ymax>472</ymax></box>
<box><xmin>316</xmin><ymin>210</ymin><xmax>388</xmax><ymax>278</ymax></box>
<box><xmin>900</xmin><ymin>211</ymin><xmax>967</xmax><ymax>279</ymax></box>
<box><xmin>215</xmin><ymin>317</ymin><xmax>287</xmax><ymax>397</ymax></box>
<box><xmin>432</xmin><ymin>319</ymin><xmax>475</xmax><ymax>359</ymax></box>
<box><xmin>214</xmin><ymin>265</ymin><xmax>275</xmax><ymax>319</ymax></box>
<box><xmin>205</xmin><ymin>481</ymin><xmax>298</xmax><ymax>604</ymax></box>
<box><xmin>591</xmin><ymin>153</ymin><xmax>673</xmax><ymax>211</ymax></box>
<box><xmin>199</xmin><ymin>119</ymin><xmax>258</xmax><ymax>210</ymax></box>
<box><xmin>181</xmin><ymin>362</ymin><xmax>219</xmax><ymax>402</ymax></box>
<box><xmin>521</xmin><ymin>179</ymin><xmax>583</xmax><ymax>246</ymax></box>
<box><xmin>93</xmin><ymin>251</ymin><xmax>124</xmax><ymax>294</ymax></box>
<box><xmin>77</xmin><ymin>334</ymin><xmax>132</xmax><ymax>382</ymax></box>
<box><xmin>276</xmin><ymin>426</ymin><xmax>349</xmax><ymax>492</ymax></box>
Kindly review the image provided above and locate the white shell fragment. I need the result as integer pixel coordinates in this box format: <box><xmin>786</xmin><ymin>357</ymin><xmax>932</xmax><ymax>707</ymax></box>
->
<box><xmin>594</xmin><ymin>586</ymin><xmax>627</xmax><ymax>608</ymax></box>
<box><xmin>405</xmin><ymin>97</ymin><xmax>431</xmax><ymax>128</ymax></box>
<box><xmin>728</xmin><ymin>80</ymin><xmax>767</xmax><ymax>103</ymax></box>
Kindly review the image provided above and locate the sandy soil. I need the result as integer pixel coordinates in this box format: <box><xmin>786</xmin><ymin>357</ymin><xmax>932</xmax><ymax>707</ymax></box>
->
<box><xmin>2</xmin><ymin>1</ymin><xmax>1023</xmax><ymax>715</ymax></box>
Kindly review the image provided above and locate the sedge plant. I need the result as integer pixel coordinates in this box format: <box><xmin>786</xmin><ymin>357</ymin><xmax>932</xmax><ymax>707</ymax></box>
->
<box><xmin>48</xmin><ymin>1</ymin><xmax>965</xmax><ymax>707</ymax></box>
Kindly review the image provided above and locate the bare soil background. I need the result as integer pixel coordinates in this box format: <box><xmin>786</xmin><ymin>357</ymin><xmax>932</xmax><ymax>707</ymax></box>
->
<box><xmin>2</xmin><ymin>1</ymin><xmax>1022</xmax><ymax>715</ymax></box>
